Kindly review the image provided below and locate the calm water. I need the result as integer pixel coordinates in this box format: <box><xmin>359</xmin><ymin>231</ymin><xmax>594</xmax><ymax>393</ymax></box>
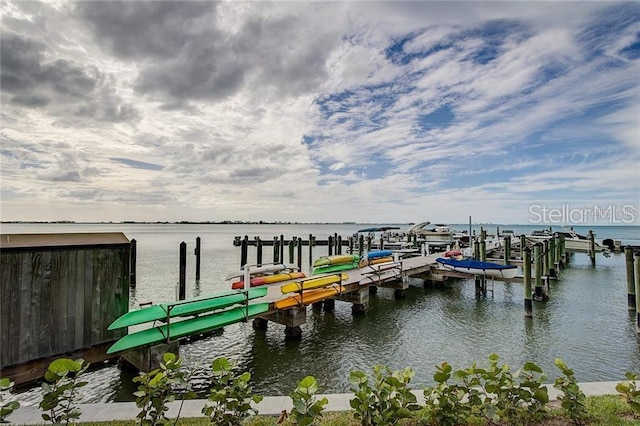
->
<box><xmin>3</xmin><ymin>222</ymin><xmax>640</xmax><ymax>404</ymax></box>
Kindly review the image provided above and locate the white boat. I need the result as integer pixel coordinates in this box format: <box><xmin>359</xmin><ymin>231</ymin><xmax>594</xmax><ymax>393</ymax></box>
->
<box><xmin>525</xmin><ymin>228</ymin><xmax>609</xmax><ymax>254</ymax></box>
<box><xmin>407</xmin><ymin>222</ymin><xmax>455</xmax><ymax>246</ymax></box>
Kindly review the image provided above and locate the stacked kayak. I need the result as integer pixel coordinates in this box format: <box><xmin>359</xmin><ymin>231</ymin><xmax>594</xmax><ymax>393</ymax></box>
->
<box><xmin>275</xmin><ymin>273</ymin><xmax>347</xmax><ymax>309</ymax></box>
<box><xmin>107</xmin><ymin>288</ymin><xmax>269</xmax><ymax>354</ymax></box>
<box><xmin>312</xmin><ymin>254</ymin><xmax>359</xmax><ymax>275</ymax></box>
<box><xmin>359</xmin><ymin>250</ymin><xmax>394</xmax><ymax>268</ymax></box>
<box><xmin>226</xmin><ymin>263</ymin><xmax>305</xmax><ymax>289</ymax></box>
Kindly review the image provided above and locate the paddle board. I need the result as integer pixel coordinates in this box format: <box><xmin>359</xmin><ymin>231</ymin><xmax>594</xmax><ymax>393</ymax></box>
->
<box><xmin>280</xmin><ymin>273</ymin><xmax>347</xmax><ymax>294</ymax></box>
<box><xmin>369</xmin><ymin>256</ymin><xmax>394</xmax><ymax>265</ymax></box>
<box><xmin>313</xmin><ymin>254</ymin><xmax>359</xmax><ymax>267</ymax></box>
<box><xmin>230</xmin><ymin>271</ymin><xmax>306</xmax><ymax>290</ymax></box>
<box><xmin>107</xmin><ymin>303</ymin><xmax>270</xmax><ymax>354</ymax></box>
<box><xmin>108</xmin><ymin>288</ymin><xmax>268</xmax><ymax>330</ymax></box>
<box><xmin>274</xmin><ymin>286</ymin><xmax>345</xmax><ymax>310</ymax></box>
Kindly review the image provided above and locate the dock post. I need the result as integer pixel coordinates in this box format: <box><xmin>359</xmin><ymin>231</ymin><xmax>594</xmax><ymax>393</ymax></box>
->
<box><xmin>279</xmin><ymin>234</ymin><xmax>285</xmax><ymax>264</ymax></box>
<box><xmin>328</xmin><ymin>236</ymin><xmax>333</xmax><ymax>256</ymax></box>
<box><xmin>296</xmin><ymin>237</ymin><xmax>303</xmax><ymax>271</ymax></box>
<box><xmin>520</xmin><ymin>234</ymin><xmax>527</xmax><ymax>258</ymax></box>
<box><xmin>548</xmin><ymin>236</ymin><xmax>556</xmax><ymax>278</ymax></box>
<box><xmin>367</xmin><ymin>235</ymin><xmax>372</xmax><ymax>252</ymax></box>
<box><xmin>543</xmin><ymin>239</ymin><xmax>550</xmax><ymax>290</ymax></box>
<box><xmin>309</xmin><ymin>234</ymin><xmax>314</xmax><ymax>268</ymax></box>
<box><xmin>533</xmin><ymin>243</ymin><xmax>548</xmax><ymax>301</ymax></box>
<box><xmin>130</xmin><ymin>238</ymin><xmax>137</xmax><ymax>287</ymax></box>
<box><xmin>473</xmin><ymin>240</ymin><xmax>480</xmax><ymax>261</ymax></box>
<box><xmin>289</xmin><ymin>237</ymin><xmax>295</xmax><ymax>264</ymax></box>
<box><xmin>480</xmin><ymin>241</ymin><xmax>486</xmax><ymax>261</ymax></box>
<box><xmin>349</xmin><ymin>236</ymin><xmax>354</xmax><ymax>254</ymax></box>
<box><xmin>504</xmin><ymin>236</ymin><xmax>511</xmax><ymax>265</ymax></box>
<box><xmin>635</xmin><ymin>252</ymin><xmax>640</xmax><ymax>333</ymax></box>
<box><xmin>359</xmin><ymin>235</ymin><xmax>364</xmax><ymax>257</ymax></box>
<box><xmin>337</xmin><ymin>235</ymin><xmax>342</xmax><ymax>254</ymax></box>
<box><xmin>195</xmin><ymin>237</ymin><xmax>201</xmax><ymax>282</ymax></box>
<box><xmin>625</xmin><ymin>247</ymin><xmax>636</xmax><ymax>310</ymax></box>
<box><xmin>379</xmin><ymin>237</ymin><xmax>384</xmax><ymax>250</ymax></box>
<box><xmin>273</xmin><ymin>236</ymin><xmax>280</xmax><ymax>263</ymax></box>
<box><xmin>256</xmin><ymin>237</ymin><xmax>263</xmax><ymax>266</ymax></box>
<box><xmin>588</xmin><ymin>230</ymin><xmax>596</xmax><ymax>266</ymax></box>
<box><xmin>523</xmin><ymin>247</ymin><xmax>532</xmax><ymax>317</ymax></box>
<box><xmin>554</xmin><ymin>235</ymin><xmax>563</xmax><ymax>269</ymax></box>
<box><xmin>334</xmin><ymin>233</ymin><xmax>339</xmax><ymax>254</ymax></box>
<box><xmin>241</xmin><ymin>236</ymin><xmax>248</xmax><ymax>267</ymax></box>
<box><xmin>179</xmin><ymin>242</ymin><xmax>186</xmax><ymax>300</ymax></box>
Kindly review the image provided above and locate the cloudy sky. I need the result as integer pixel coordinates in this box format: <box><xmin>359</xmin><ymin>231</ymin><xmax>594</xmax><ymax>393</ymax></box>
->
<box><xmin>1</xmin><ymin>1</ymin><xmax>639</xmax><ymax>224</ymax></box>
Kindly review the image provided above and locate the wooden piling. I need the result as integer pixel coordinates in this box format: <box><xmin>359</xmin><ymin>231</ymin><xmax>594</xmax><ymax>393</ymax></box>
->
<box><xmin>520</xmin><ymin>234</ymin><xmax>527</xmax><ymax>258</ymax></box>
<box><xmin>548</xmin><ymin>236</ymin><xmax>556</xmax><ymax>278</ymax></box>
<box><xmin>195</xmin><ymin>237</ymin><xmax>201</xmax><ymax>282</ymax></box>
<box><xmin>533</xmin><ymin>243</ymin><xmax>547</xmax><ymax>301</ymax></box>
<box><xmin>473</xmin><ymin>240</ymin><xmax>480</xmax><ymax>261</ymax></box>
<box><xmin>279</xmin><ymin>234</ymin><xmax>285</xmax><ymax>264</ymax></box>
<box><xmin>480</xmin><ymin>240</ymin><xmax>486</xmax><ymax>261</ymax></box>
<box><xmin>130</xmin><ymin>238</ymin><xmax>137</xmax><ymax>287</ymax></box>
<box><xmin>588</xmin><ymin>230</ymin><xmax>596</xmax><ymax>266</ymax></box>
<box><xmin>337</xmin><ymin>235</ymin><xmax>342</xmax><ymax>254</ymax></box>
<box><xmin>543</xmin><ymin>239</ymin><xmax>550</xmax><ymax>289</ymax></box>
<box><xmin>625</xmin><ymin>247</ymin><xmax>636</xmax><ymax>310</ymax></box>
<box><xmin>635</xmin><ymin>252</ymin><xmax>640</xmax><ymax>333</ymax></box>
<box><xmin>296</xmin><ymin>237</ymin><xmax>303</xmax><ymax>271</ymax></box>
<box><xmin>328</xmin><ymin>235</ymin><xmax>333</xmax><ymax>256</ymax></box>
<box><xmin>523</xmin><ymin>247</ymin><xmax>532</xmax><ymax>317</ymax></box>
<box><xmin>309</xmin><ymin>234</ymin><xmax>314</xmax><ymax>267</ymax></box>
<box><xmin>359</xmin><ymin>234</ymin><xmax>364</xmax><ymax>257</ymax></box>
<box><xmin>504</xmin><ymin>236</ymin><xmax>511</xmax><ymax>265</ymax></box>
<box><xmin>256</xmin><ymin>237</ymin><xmax>263</xmax><ymax>266</ymax></box>
<box><xmin>241</xmin><ymin>236</ymin><xmax>248</xmax><ymax>267</ymax></box>
<box><xmin>288</xmin><ymin>238</ymin><xmax>295</xmax><ymax>263</ymax></box>
<box><xmin>179</xmin><ymin>242</ymin><xmax>186</xmax><ymax>300</ymax></box>
<box><xmin>273</xmin><ymin>236</ymin><xmax>280</xmax><ymax>263</ymax></box>
<box><xmin>379</xmin><ymin>236</ymin><xmax>384</xmax><ymax>250</ymax></box>
<box><xmin>366</xmin><ymin>235</ymin><xmax>372</xmax><ymax>252</ymax></box>
<box><xmin>349</xmin><ymin>236</ymin><xmax>354</xmax><ymax>254</ymax></box>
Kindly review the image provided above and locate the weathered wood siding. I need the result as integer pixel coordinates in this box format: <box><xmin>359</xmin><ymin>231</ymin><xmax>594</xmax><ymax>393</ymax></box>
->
<box><xmin>0</xmin><ymin>244</ymin><xmax>129</xmax><ymax>368</ymax></box>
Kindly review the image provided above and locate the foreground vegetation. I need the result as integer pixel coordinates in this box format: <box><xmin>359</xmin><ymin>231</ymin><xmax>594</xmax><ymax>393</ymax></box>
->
<box><xmin>1</xmin><ymin>354</ymin><xmax>639</xmax><ymax>425</ymax></box>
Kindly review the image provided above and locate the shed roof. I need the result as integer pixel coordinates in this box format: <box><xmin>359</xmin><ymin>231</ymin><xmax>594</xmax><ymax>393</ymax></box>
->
<box><xmin>0</xmin><ymin>232</ymin><xmax>130</xmax><ymax>250</ymax></box>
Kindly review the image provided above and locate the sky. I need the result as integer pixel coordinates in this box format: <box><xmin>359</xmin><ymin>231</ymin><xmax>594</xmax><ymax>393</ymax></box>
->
<box><xmin>1</xmin><ymin>1</ymin><xmax>639</xmax><ymax>225</ymax></box>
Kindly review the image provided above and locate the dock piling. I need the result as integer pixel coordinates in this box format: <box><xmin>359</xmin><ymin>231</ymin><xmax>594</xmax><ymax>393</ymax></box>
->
<box><xmin>309</xmin><ymin>234</ymin><xmax>314</xmax><ymax>268</ymax></box>
<box><xmin>130</xmin><ymin>238</ymin><xmax>137</xmax><ymax>287</ymax></box>
<box><xmin>626</xmin><ymin>247</ymin><xmax>636</xmax><ymax>310</ymax></box>
<box><xmin>241</xmin><ymin>236</ymin><xmax>248</xmax><ymax>267</ymax></box>
<box><xmin>256</xmin><ymin>237</ymin><xmax>263</xmax><ymax>266</ymax></box>
<box><xmin>588</xmin><ymin>230</ymin><xmax>596</xmax><ymax>266</ymax></box>
<box><xmin>328</xmin><ymin>236</ymin><xmax>333</xmax><ymax>256</ymax></box>
<box><xmin>635</xmin><ymin>251</ymin><xmax>640</xmax><ymax>333</ymax></box>
<box><xmin>533</xmin><ymin>243</ymin><xmax>548</xmax><ymax>301</ymax></box>
<box><xmin>288</xmin><ymin>237</ymin><xmax>295</xmax><ymax>263</ymax></box>
<box><xmin>296</xmin><ymin>237</ymin><xmax>303</xmax><ymax>271</ymax></box>
<box><xmin>504</xmin><ymin>236</ymin><xmax>511</xmax><ymax>265</ymax></box>
<box><xmin>523</xmin><ymin>247</ymin><xmax>532</xmax><ymax>317</ymax></box>
<box><xmin>195</xmin><ymin>237</ymin><xmax>201</xmax><ymax>282</ymax></box>
<box><xmin>273</xmin><ymin>236</ymin><xmax>280</xmax><ymax>263</ymax></box>
<box><xmin>179</xmin><ymin>241</ymin><xmax>186</xmax><ymax>300</ymax></box>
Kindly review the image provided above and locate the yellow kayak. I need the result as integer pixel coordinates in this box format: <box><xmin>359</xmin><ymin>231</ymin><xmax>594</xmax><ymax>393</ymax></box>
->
<box><xmin>313</xmin><ymin>254</ymin><xmax>359</xmax><ymax>267</ymax></box>
<box><xmin>274</xmin><ymin>285</ymin><xmax>345</xmax><ymax>309</ymax></box>
<box><xmin>280</xmin><ymin>273</ymin><xmax>348</xmax><ymax>294</ymax></box>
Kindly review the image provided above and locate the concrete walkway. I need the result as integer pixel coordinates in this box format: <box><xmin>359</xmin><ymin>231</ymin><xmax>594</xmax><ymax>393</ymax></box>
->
<box><xmin>7</xmin><ymin>381</ymin><xmax>621</xmax><ymax>424</ymax></box>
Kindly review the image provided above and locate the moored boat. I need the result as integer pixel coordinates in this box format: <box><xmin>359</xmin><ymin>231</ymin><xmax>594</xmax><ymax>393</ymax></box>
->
<box><xmin>436</xmin><ymin>257</ymin><xmax>518</xmax><ymax>279</ymax></box>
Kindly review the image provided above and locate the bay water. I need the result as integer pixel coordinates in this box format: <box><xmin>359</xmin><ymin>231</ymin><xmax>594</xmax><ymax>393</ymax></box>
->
<box><xmin>3</xmin><ymin>222</ymin><xmax>640</xmax><ymax>404</ymax></box>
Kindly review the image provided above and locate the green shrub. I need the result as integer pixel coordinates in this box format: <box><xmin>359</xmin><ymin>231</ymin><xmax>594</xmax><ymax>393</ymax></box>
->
<box><xmin>39</xmin><ymin>358</ymin><xmax>89</xmax><ymax>424</ymax></box>
<box><xmin>349</xmin><ymin>365</ymin><xmax>419</xmax><ymax>426</ymax></box>
<box><xmin>289</xmin><ymin>376</ymin><xmax>328</xmax><ymax>425</ymax></box>
<box><xmin>554</xmin><ymin>358</ymin><xmax>588</xmax><ymax>424</ymax></box>
<box><xmin>133</xmin><ymin>352</ymin><xmax>193</xmax><ymax>426</ymax></box>
<box><xmin>201</xmin><ymin>357</ymin><xmax>263</xmax><ymax>425</ymax></box>
<box><xmin>615</xmin><ymin>372</ymin><xmax>640</xmax><ymax>418</ymax></box>
<box><xmin>0</xmin><ymin>377</ymin><xmax>20</xmax><ymax>423</ymax></box>
<box><xmin>423</xmin><ymin>362</ymin><xmax>475</xmax><ymax>426</ymax></box>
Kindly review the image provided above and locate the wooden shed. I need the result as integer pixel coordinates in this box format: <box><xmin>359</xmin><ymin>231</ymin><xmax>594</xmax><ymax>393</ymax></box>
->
<box><xmin>0</xmin><ymin>232</ymin><xmax>131</xmax><ymax>384</ymax></box>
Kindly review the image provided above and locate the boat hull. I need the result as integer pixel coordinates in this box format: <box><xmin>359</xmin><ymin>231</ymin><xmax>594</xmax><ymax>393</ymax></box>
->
<box><xmin>436</xmin><ymin>258</ymin><xmax>518</xmax><ymax>279</ymax></box>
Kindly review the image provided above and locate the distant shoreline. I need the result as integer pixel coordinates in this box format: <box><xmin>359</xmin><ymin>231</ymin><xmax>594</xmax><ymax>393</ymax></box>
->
<box><xmin>1</xmin><ymin>221</ymin><xmax>638</xmax><ymax>227</ymax></box>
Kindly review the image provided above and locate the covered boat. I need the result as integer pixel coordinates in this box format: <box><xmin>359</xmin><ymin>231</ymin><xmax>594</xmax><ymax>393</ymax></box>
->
<box><xmin>436</xmin><ymin>257</ymin><xmax>518</xmax><ymax>279</ymax></box>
